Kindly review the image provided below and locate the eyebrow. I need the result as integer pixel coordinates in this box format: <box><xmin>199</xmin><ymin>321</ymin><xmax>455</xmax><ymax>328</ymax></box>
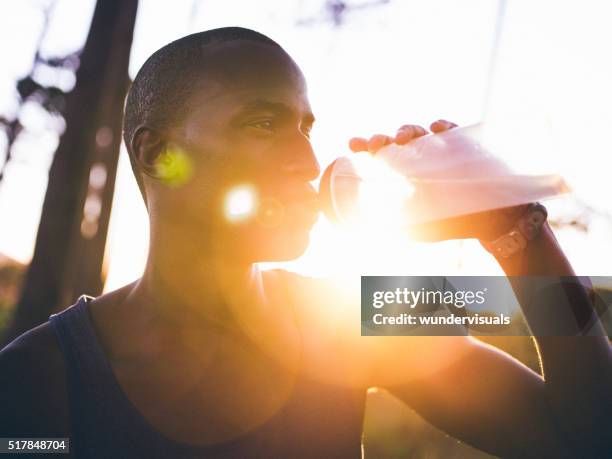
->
<box><xmin>239</xmin><ymin>99</ymin><xmax>315</xmax><ymax>124</ymax></box>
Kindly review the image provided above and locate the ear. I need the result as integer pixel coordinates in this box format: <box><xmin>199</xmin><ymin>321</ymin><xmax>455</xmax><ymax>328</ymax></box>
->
<box><xmin>130</xmin><ymin>125</ymin><xmax>167</xmax><ymax>179</ymax></box>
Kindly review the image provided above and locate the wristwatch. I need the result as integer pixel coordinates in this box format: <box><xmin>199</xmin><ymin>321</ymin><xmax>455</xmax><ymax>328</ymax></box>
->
<box><xmin>481</xmin><ymin>203</ymin><xmax>548</xmax><ymax>259</ymax></box>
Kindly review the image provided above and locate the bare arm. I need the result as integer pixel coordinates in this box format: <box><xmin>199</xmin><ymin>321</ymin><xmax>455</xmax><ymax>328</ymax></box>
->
<box><xmin>387</xmin><ymin>337</ymin><xmax>567</xmax><ymax>458</ymax></box>
<box><xmin>496</xmin><ymin>223</ymin><xmax>612</xmax><ymax>453</ymax></box>
<box><xmin>386</xmin><ymin>224</ymin><xmax>611</xmax><ymax>458</ymax></box>
<box><xmin>354</xmin><ymin>121</ymin><xmax>611</xmax><ymax>457</ymax></box>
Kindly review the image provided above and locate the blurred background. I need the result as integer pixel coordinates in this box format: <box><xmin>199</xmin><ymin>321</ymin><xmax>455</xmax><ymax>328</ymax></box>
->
<box><xmin>0</xmin><ymin>0</ymin><xmax>611</xmax><ymax>457</ymax></box>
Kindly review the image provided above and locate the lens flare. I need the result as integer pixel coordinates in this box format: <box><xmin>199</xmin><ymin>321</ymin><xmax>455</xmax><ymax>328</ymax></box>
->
<box><xmin>155</xmin><ymin>147</ymin><xmax>193</xmax><ymax>187</ymax></box>
<box><xmin>350</xmin><ymin>153</ymin><xmax>415</xmax><ymax>231</ymax></box>
<box><xmin>225</xmin><ymin>185</ymin><xmax>257</xmax><ymax>222</ymax></box>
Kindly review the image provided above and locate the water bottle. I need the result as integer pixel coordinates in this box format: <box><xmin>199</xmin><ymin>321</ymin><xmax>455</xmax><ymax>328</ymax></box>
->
<box><xmin>319</xmin><ymin>123</ymin><xmax>570</xmax><ymax>230</ymax></box>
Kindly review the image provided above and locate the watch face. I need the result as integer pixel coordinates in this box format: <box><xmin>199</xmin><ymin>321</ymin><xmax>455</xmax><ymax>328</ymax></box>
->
<box><xmin>500</xmin><ymin>231</ymin><xmax>526</xmax><ymax>258</ymax></box>
<box><xmin>483</xmin><ymin>230</ymin><xmax>526</xmax><ymax>259</ymax></box>
<box><xmin>520</xmin><ymin>206</ymin><xmax>547</xmax><ymax>240</ymax></box>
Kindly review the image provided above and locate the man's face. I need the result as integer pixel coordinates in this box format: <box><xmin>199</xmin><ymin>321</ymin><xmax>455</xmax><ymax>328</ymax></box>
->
<box><xmin>158</xmin><ymin>41</ymin><xmax>320</xmax><ymax>263</ymax></box>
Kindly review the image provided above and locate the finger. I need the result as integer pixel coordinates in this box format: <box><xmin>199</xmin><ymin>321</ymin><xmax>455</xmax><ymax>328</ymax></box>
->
<box><xmin>367</xmin><ymin>134</ymin><xmax>393</xmax><ymax>153</ymax></box>
<box><xmin>430</xmin><ymin>119</ymin><xmax>458</xmax><ymax>133</ymax></box>
<box><xmin>395</xmin><ymin>125</ymin><xmax>427</xmax><ymax>145</ymax></box>
<box><xmin>348</xmin><ymin>137</ymin><xmax>369</xmax><ymax>152</ymax></box>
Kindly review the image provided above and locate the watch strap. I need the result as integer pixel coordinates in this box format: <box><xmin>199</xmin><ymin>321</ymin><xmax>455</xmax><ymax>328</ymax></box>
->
<box><xmin>482</xmin><ymin>203</ymin><xmax>548</xmax><ymax>259</ymax></box>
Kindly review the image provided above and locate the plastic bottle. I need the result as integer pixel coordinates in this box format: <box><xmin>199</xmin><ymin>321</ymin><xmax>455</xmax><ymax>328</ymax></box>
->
<box><xmin>319</xmin><ymin>123</ymin><xmax>570</xmax><ymax>229</ymax></box>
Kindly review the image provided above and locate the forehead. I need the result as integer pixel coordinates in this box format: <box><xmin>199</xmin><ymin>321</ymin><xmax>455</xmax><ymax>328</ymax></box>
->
<box><xmin>186</xmin><ymin>41</ymin><xmax>311</xmax><ymax>118</ymax></box>
<box><xmin>205</xmin><ymin>40</ymin><xmax>305</xmax><ymax>88</ymax></box>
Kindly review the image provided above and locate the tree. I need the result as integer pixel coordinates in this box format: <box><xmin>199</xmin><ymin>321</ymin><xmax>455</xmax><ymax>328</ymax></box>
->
<box><xmin>2</xmin><ymin>0</ymin><xmax>139</xmax><ymax>345</ymax></box>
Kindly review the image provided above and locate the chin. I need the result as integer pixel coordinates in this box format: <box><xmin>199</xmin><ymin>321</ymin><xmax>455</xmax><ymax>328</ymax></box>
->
<box><xmin>251</xmin><ymin>226</ymin><xmax>312</xmax><ymax>263</ymax></box>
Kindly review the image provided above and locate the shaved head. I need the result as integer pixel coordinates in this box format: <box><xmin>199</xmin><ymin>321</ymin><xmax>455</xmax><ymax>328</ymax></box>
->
<box><xmin>122</xmin><ymin>26</ymin><xmax>318</xmax><ymax>262</ymax></box>
<box><xmin>122</xmin><ymin>27</ymin><xmax>285</xmax><ymax>203</ymax></box>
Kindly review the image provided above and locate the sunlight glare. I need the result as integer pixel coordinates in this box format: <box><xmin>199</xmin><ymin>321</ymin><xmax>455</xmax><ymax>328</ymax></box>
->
<box><xmin>224</xmin><ymin>185</ymin><xmax>257</xmax><ymax>222</ymax></box>
<box><xmin>350</xmin><ymin>153</ymin><xmax>415</xmax><ymax>231</ymax></box>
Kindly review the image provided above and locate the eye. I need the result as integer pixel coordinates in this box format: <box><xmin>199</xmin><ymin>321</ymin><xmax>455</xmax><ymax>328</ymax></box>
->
<box><xmin>248</xmin><ymin>119</ymin><xmax>274</xmax><ymax>132</ymax></box>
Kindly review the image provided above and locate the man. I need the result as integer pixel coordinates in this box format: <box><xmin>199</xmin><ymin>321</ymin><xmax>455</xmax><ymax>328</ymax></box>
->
<box><xmin>0</xmin><ymin>27</ymin><xmax>610</xmax><ymax>458</ymax></box>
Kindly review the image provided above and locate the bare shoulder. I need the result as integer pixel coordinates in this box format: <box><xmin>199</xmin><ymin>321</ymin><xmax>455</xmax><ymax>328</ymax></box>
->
<box><xmin>0</xmin><ymin>321</ymin><xmax>71</xmax><ymax>436</ymax></box>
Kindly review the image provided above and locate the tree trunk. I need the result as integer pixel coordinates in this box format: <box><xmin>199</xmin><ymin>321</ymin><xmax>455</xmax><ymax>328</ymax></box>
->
<box><xmin>2</xmin><ymin>0</ymin><xmax>139</xmax><ymax>345</ymax></box>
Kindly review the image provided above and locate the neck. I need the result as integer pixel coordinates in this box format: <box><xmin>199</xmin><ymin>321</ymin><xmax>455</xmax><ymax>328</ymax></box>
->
<box><xmin>110</xmin><ymin>223</ymin><xmax>301</xmax><ymax>371</ymax></box>
<box><xmin>129</xmin><ymin>224</ymin><xmax>265</xmax><ymax>332</ymax></box>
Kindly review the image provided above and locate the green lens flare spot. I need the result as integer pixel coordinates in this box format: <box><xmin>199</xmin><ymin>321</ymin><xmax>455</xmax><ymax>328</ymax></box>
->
<box><xmin>155</xmin><ymin>148</ymin><xmax>193</xmax><ymax>187</ymax></box>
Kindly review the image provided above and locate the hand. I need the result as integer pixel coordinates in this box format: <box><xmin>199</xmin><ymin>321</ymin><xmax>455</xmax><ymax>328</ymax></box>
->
<box><xmin>348</xmin><ymin>120</ymin><xmax>526</xmax><ymax>242</ymax></box>
<box><xmin>348</xmin><ymin>119</ymin><xmax>457</xmax><ymax>153</ymax></box>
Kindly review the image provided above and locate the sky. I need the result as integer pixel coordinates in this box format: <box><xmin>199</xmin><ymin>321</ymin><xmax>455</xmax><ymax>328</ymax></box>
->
<box><xmin>1</xmin><ymin>0</ymin><xmax>612</xmax><ymax>292</ymax></box>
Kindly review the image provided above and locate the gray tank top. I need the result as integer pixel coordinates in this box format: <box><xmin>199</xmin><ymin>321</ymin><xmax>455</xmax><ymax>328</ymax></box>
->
<box><xmin>49</xmin><ymin>296</ymin><xmax>366</xmax><ymax>458</ymax></box>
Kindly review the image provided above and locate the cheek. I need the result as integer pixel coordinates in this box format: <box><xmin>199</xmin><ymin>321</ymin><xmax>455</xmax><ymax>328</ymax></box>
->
<box><xmin>157</xmin><ymin>167</ymin><xmax>223</xmax><ymax>226</ymax></box>
<box><xmin>160</xmin><ymin>140</ymin><xmax>286</xmax><ymax>226</ymax></box>
<box><xmin>220</xmin><ymin>134</ymin><xmax>287</xmax><ymax>179</ymax></box>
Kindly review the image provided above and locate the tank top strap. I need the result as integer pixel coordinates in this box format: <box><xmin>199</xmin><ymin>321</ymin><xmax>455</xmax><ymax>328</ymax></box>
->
<box><xmin>49</xmin><ymin>296</ymin><xmax>116</xmax><ymax>396</ymax></box>
<box><xmin>49</xmin><ymin>295</ymin><xmax>132</xmax><ymax>456</ymax></box>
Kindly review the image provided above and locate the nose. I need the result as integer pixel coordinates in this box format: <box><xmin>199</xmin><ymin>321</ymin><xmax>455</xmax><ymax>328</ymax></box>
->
<box><xmin>281</xmin><ymin>135</ymin><xmax>320</xmax><ymax>181</ymax></box>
